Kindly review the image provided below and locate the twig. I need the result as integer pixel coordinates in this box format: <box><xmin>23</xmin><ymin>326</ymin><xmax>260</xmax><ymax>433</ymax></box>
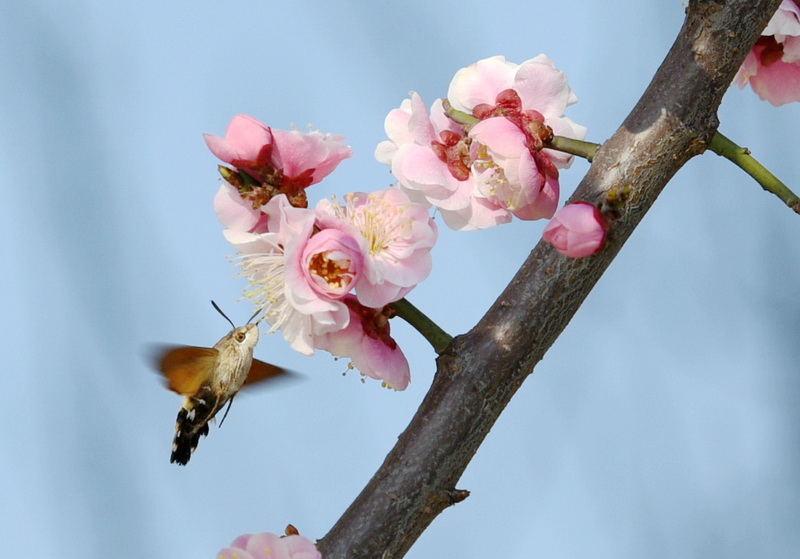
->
<box><xmin>391</xmin><ymin>298</ymin><xmax>453</xmax><ymax>355</ymax></box>
<box><xmin>708</xmin><ymin>131</ymin><xmax>800</xmax><ymax>214</ymax></box>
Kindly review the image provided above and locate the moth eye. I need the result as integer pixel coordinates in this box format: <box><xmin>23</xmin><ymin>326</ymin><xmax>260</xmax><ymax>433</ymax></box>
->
<box><xmin>236</xmin><ymin>332</ymin><xmax>246</xmax><ymax>342</ymax></box>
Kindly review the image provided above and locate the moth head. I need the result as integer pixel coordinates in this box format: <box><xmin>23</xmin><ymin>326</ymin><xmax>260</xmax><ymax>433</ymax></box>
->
<box><xmin>231</xmin><ymin>323</ymin><xmax>260</xmax><ymax>349</ymax></box>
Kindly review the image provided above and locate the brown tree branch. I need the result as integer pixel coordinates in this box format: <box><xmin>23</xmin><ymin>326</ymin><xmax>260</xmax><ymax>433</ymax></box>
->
<box><xmin>317</xmin><ymin>1</ymin><xmax>782</xmax><ymax>557</ymax></box>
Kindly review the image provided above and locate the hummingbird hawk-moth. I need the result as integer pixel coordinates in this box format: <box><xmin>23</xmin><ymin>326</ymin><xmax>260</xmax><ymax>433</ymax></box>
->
<box><xmin>153</xmin><ymin>301</ymin><xmax>289</xmax><ymax>465</ymax></box>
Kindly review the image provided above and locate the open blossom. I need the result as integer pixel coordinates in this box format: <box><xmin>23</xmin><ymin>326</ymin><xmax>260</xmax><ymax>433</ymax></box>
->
<box><xmin>205</xmin><ymin>114</ymin><xmax>352</xmax><ymax>208</ymax></box>
<box><xmin>542</xmin><ymin>202</ymin><xmax>608</xmax><ymax>258</ymax></box>
<box><xmin>218</xmin><ymin>532</ymin><xmax>321</xmax><ymax>559</ymax></box>
<box><xmin>376</xmin><ymin>55</ymin><xmax>587</xmax><ymax>231</ymax></box>
<box><xmin>317</xmin><ymin>188</ymin><xmax>438</xmax><ymax>308</ymax></box>
<box><xmin>733</xmin><ymin>0</ymin><xmax>800</xmax><ymax>106</ymax></box>
<box><xmin>467</xmin><ymin>95</ymin><xmax>560</xmax><ymax>221</ymax></box>
<box><xmin>300</xmin><ymin>228</ymin><xmax>363</xmax><ymax>301</ymax></box>
<box><xmin>315</xmin><ymin>296</ymin><xmax>411</xmax><ymax>390</ymax></box>
<box><xmin>227</xmin><ymin>195</ymin><xmax>352</xmax><ymax>355</ymax></box>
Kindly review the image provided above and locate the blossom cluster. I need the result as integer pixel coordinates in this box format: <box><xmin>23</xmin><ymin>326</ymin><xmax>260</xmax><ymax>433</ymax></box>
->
<box><xmin>205</xmin><ymin>56</ymin><xmax>604</xmax><ymax>392</ymax></box>
<box><xmin>734</xmin><ymin>0</ymin><xmax>800</xmax><ymax>106</ymax></box>
<box><xmin>376</xmin><ymin>55</ymin><xmax>588</xmax><ymax>231</ymax></box>
<box><xmin>206</xmin><ymin>115</ymin><xmax>437</xmax><ymax>390</ymax></box>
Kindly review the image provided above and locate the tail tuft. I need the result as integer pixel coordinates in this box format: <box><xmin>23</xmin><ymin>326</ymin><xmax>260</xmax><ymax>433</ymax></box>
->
<box><xmin>170</xmin><ymin>394</ymin><xmax>217</xmax><ymax>465</ymax></box>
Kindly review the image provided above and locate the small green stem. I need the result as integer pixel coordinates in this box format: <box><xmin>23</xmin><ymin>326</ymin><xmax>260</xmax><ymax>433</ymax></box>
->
<box><xmin>442</xmin><ymin>100</ymin><xmax>479</xmax><ymax>128</ymax></box>
<box><xmin>708</xmin><ymin>131</ymin><xmax>800</xmax><ymax>214</ymax></box>
<box><xmin>391</xmin><ymin>298</ymin><xmax>453</xmax><ymax>355</ymax></box>
<box><xmin>546</xmin><ymin>136</ymin><xmax>599</xmax><ymax>162</ymax></box>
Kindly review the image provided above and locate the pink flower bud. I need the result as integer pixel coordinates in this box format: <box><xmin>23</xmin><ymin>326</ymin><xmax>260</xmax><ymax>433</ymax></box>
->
<box><xmin>542</xmin><ymin>202</ymin><xmax>607</xmax><ymax>258</ymax></box>
<box><xmin>204</xmin><ymin>114</ymin><xmax>274</xmax><ymax>169</ymax></box>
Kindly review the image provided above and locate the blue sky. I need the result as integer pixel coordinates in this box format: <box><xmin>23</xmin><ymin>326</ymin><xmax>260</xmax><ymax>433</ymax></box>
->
<box><xmin>1</xmin><ymin>1</ymin><xmax>799</xmax><ymax>557</ymax></box>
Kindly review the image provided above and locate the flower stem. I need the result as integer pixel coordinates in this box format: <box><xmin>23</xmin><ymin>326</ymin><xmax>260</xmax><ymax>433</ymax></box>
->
<box><xmin>708</xmin><ymin>131</ymin><xmax>800</xmax><ymax>214</ymax></box>
<box><xmin>546</xmin><ymin>136</ymin><xmax>599</xmax><ymax>162</ymax></box>
<box><xmin>442</xmin><ymin>100</ymin><xmax>479</xmax><ymax>128</ymax></box>
<box><xmin>392</xmin><ymin>298</ymin><xmax>453</xmax><ymax>354</ymax></box>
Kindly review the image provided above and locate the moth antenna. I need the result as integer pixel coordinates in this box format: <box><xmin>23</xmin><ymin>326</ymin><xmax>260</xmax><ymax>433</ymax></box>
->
<box><xmin>246</xmin><ymin>307</ymin><xmax>264</xmax><ymax>325</ymax></box>
<box><xmin>218</xmin><ymin>396</ymin><xmax>235</xmax><ymax>428</ymax></box>
<box><xmin>211</xmin><ymin>300</ymin><xmax>236</xmax><ymax>330</ymax></box>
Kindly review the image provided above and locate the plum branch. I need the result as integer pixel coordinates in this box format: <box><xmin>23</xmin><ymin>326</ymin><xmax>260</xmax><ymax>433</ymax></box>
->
<box><xmin>316</xmin><ymin>1</ymin><xmax>783</xmax><ymax>557</ymax></box>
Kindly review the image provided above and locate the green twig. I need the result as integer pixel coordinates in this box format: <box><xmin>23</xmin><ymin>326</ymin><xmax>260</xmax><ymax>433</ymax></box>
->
<box><xmin>546</xmin><ymin>136</ymin><xmax>599</xmax><ymax>162</ymax></box>
<box><xmin>391</xmin><ymin>298</ymin><xmax>453</xmax><ymax>355</ymax></box>
<box><xmin>708</xmin><ymin>131</ymin><xmax>800</xmax><ymax>214</ymax></box>
<box><xmin>442</xmin><ymin>100</ymin><xmax>479</xmax><ymax>128</ymax></box>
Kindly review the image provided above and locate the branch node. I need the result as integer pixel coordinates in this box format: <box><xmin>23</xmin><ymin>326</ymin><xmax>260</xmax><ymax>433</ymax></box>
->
<box><xmin>447</xmin><ymin>488</ymin><xmax>471</xmax><ymax>505</ymax></box>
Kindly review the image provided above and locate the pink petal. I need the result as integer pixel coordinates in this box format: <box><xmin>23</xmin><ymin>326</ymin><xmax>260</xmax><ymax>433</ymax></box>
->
<box><xmin>203</xmin><ymin>133</ymin><xmax>239</xmax><ymax>164</ymax></box>
<box><xmin>447</xmin><ymin>55</ymin><xmax>517</xmax><ymax>112</ymax></box>
<box><xmin>439</xmin><ymin>196</ymin><xmax>511</xmax><ymax>231</ymax></box>
<box><xmin>470</xmin><ymin>117</ymin><xmax>528</xmax><ymax>161</ymax></box>
<box><xmin>271</xmin><ymin>129</ymin><xmax>352</xmax><ymax>184</ymax></box>
<box><xmin>224</xmin><ymin>114</ymin><xmax>273</xmax><ymax>162</ymax></box>
<box><xmin>407</xmin><ymin>91</ymin><xmax>437</xmax><ymax>145</ymax></box>
<box><xmin>751</xmin><ymin>57</ymin><xmax>800</xmax><ymax>106</ymax></box>
<box><xmin>214</xmin><ymin>183</ymin><xmax>261</xmax><ymax>232</ymax></box>
<box><xmin>514</xmin><ymin>55</ymin><xmax>576</xmax><ymax>118</ymax></box>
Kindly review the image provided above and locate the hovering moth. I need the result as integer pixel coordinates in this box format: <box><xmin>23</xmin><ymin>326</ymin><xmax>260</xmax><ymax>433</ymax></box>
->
<box><xmin>153</xmin><ymin>301</ymin><xmax>289</xmax><ymax>465</ymax></box>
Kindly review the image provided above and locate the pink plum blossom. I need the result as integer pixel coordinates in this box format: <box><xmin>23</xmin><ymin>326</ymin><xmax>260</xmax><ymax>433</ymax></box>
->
<box><xmin>733</xmin><ymin>1</ymin><xmax>800</xmax><ymax>106</ymax></box>
<box><xmin>376</xmin><ymin>55</ymin><xmax>586</xmax><ymax>230</ymax></box>
<box><xmin>317</xmin><ymin>188</ymin><xmax>438</xmax><ymax>308</ymax></box>
<box><xmin>468</xmin><ymin>97</ymin><xmax>560</xmax><ymax>221</ymax></box>
<box><xmin>227</xmin><ymin>195</ymin><xmax>352</xmax><ymax>355</ymax></box>
<box><xmin>300</xmin><ymin>228</ymin><xmax>363</xmax><ymax>300</ymax></box>
<box><xmin>205</xmin><ymin>114</ymin><xmax>353</xmax><ymax>209</ymax></box>
<box><xmin>315</xmin><ymin>296</ymin><xmax>411</xmax><ymax>390</ymax></box>
<box><xmin>542</xmin><ymin>202</ymin><xmax>608</xmax><ymax>258</ymax></box>
<box><xmin>218</xmin><ymin>532</ymin><xmax>321</xmax><ymax>559</ymax></box>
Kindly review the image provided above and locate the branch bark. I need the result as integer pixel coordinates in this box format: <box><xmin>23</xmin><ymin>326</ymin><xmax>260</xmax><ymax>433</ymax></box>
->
<box><xmin>317</xmin><ymin>1</ymin><xmax>782</xmax><ymax>557</ymax></box>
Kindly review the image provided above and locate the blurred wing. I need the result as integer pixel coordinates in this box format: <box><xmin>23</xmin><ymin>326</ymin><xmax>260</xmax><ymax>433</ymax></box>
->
<box><xmin>244</xmin><ymin>358</ymin><xmax>291</xmax><ymax>387</ymax></box>
<box><xmin>154</xmin><ymin>345</ymin><xmax>218</xmax><ymax>396</ymax></box>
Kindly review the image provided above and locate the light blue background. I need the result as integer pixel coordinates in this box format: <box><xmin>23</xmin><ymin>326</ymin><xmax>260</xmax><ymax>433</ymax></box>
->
<box><xmin>1</xmin><ymin>1</ymin><xmax>798</xmax><ymax>557</ymax></box>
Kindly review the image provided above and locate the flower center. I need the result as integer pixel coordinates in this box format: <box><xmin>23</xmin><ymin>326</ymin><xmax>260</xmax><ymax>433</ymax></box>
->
<box><xmin>431</xmin><ymin>130</ymin><xmax>472</xmax><ymax>181</ymax></box>
<box><xmin>338</xmin><ymin>193</ymin><xmax>413</xmax><ymax>262</ymax></box>
<box><xmin>309</xmin><ymin>251</ymin><xmax>356</xmax><ymax>291</ymax></box>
